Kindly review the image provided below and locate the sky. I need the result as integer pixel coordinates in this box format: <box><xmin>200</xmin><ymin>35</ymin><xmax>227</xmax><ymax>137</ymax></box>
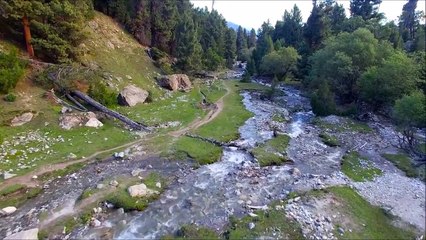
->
<box><xmin>190</xmin><ymin>0</ymin><xmax>426</xmax><ymax>30</ymax></box>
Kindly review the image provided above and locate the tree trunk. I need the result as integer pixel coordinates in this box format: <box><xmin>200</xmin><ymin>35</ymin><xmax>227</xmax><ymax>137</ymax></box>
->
<box><xmin>71</xmin><ymin>90</ymin><xmax>149</xmax><ymax>131</ymax></box>
<box><xmin>22</xmin><ymin>15</ymin><xmax>34</xmax><ymax>58</ymax></box>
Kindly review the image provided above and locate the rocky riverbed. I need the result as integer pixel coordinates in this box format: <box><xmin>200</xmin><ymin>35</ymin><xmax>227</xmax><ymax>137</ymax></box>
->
<box><xmin>1</xmin><ymin>81</ymin><xmax>424</xmax><ymax>239</ymax></box>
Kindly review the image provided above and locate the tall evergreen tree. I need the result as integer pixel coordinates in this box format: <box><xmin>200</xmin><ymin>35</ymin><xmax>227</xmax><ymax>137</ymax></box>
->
<box><xmin>273</xmin><ymin>4</ymin><xmax>303</xmax><ymax>49</ymax></box>
<box><xmin>151</xmin><ymin>0</ymin><xmax>178</xmax><ymax>53</ymax></box>
<box><xmin>175</xmin><ymin>9</ymin><xmax>202</xmax><ymax>71</ymax></box>
<box><xmin>304</xmin><ymin>0</ymin><xmax>330</xmax><ymax>52</ymax></box>
<box><xmin>248</xmin><ymin>28</ymin><xmax>256</xmax><ymax>48</ymax></box>
<box><xmin>224</xmin><ymin>28</ymin><xmax>237</xmax><ymax>68</ymax></box>
<box><xmin>399</xmin><ymin>0</ymin><xmax>418</xmax><ymax>41</ymax></box>
<box><xmin>350</xmin><ymin>0</ymin><xmax>382</xmax><ymax>20</ymax></box>
<box><xmin>236</xmin><ymin>26</ymin><xmax>248</xmax><ymax>61</ymax></box>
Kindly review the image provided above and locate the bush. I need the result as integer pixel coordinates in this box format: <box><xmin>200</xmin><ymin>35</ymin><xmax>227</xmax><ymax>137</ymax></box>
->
<box><xmin>88</xmin><ymin>80</ymin><xmax>117</xmax><ymax>107</ymax></box>
<box><xmin>150</xmin><ymin>47</ymin><xmax>168</xmax><ymax>61</ymax></box>
<box><xmin>3</xmin><ymin>93</ymin><xmax>17</xmax><ymax>102</ymax></box>
<box><xmin>0</xmin><ymin>49</ymin><xmax>26</xmax><ymax>93</ymax></box>
<box><xmin>311</xmin><ymin>83</ymin><xmax>336</xmax><ymax>116</ymax></box>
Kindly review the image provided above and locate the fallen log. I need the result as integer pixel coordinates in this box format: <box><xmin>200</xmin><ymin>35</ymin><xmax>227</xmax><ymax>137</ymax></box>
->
<box><xmin>66</xmin><ymin>93</ymin><xmax>87</xmax><ymax>112</ymax></box>
<box><xmin>71</xmin><ymin>90</ymin><xmax>149</xmax><ymax>131</ymax></box>
<box><xmin>48</xmin><ymin>89</ymin><xmax>87</xmax><ymax>112</ymax></box>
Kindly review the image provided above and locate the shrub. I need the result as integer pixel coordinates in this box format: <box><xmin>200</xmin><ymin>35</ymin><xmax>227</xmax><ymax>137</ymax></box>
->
<box><xmin>3</xmin><ymin>93</ymin><xmax>17</xmax><ymax>102</ymax></box>
<box><xmin>0</xmin><ymin>49</ymin><xmax>26</xmax><ymax>93</ymax></box>
<box><xmin>88</xmin><ymin>80</ymin><xmax>117</xmax><ymax>107</ymax></box>
<box><xmin>311</xmin><ymin>82</ymin><xmax>336</xmax><ymax>116</ymax></box>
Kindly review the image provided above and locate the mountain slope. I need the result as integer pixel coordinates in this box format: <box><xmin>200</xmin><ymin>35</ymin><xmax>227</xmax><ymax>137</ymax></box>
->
<box><xmin>80</xmin><ymin>12</ymin><xmax>163</xmax><ymax>98</ymax></box>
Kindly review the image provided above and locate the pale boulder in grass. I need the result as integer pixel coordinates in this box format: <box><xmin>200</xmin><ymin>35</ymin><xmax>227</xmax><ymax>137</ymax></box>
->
<box><xmin>118</xmin><ymin>85</ymin><xmax>149</xmax><ymax>107</ymax></box>
<box><xmin>85</xmin><ymin>118</ymin><xmax>103</xmax><ymax>128</ymax></box>
<box><xmin>10</xmin><ymin>112</ymin><xmax>34</xmax><ymax>127</ymax></box>
<box><xmin>127</xmin><ymin>183</ymin><xmax>159</xmax><ymax>197</ymax></box>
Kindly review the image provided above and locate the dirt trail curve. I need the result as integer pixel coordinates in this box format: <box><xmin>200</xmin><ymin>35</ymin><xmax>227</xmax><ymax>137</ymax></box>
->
<box><xmin>0</xmin><ymin>84</ymin><xmax>230</xmax><ymax>191</ymax></box>
<box><xmin>169</xmin><ymin>84</ymin><xmax>230</xmax><ymax>137</ymax></box>
<box><xmin>0</xmin><ymin>138</ymin><xmax>145</xmax><ymax>191</ymax></box>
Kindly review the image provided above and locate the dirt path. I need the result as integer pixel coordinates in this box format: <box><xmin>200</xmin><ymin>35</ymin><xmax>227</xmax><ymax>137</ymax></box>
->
<box><xmin>169</xmin><ymin>85</ymin><xmax>230</xmax><ymax>137</ymax></box>
<box><xmin>0</xmin><ymin>138</ymin><xmax>146</xmax><ymax>190</ymax></box>
<box><xmin>0</xmin><ymin>84</ymin><xmax>231</xmax><ymax>191</ymax></box>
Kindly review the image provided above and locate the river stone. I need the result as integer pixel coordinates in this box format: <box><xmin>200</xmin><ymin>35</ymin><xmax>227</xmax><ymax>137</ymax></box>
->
<box><xmin>85</xmin><ymin>118</ymin><xmax>103</xmax><ymax>128</ymax></box>
<box><xmin>118</xmin><ymin>85</ymin><xmax>149</xmax><ymax>107</ymax></box>
<box><xmin>291</xmin><ymin>168</ymin><xmax>301</xmax><ymax>178</ymax></box>
<box><xmin>10</xmin><ymin>112</ymin><xmax>34</xmax><ymax>127</ymax></box>
<box><xmin>91</xmin><ymin>218</ymin><xmax>101</xmax><ymax>227</ymax></box>
<box><xmin>131</xmin><ymin>168</ymin><xmax>144</xmax><ymax>177</ymax></box>
<box><xmin>157</xmin><ymin>74</ymin><xmax>192</xmax><ymax>92</ymax></box>
<box><xmin>127</xmin><ymin>183</ymin><xmax>159</xmax><ymax>197</ymax></box>
<box><xmin>248</xmin><ymin>222</ymin><xmax>255</xmax><ymax>230</ymax></box>
<box><xmin>1</xmin><ymin>206</ymin><xmax>17</xmax><ymax>215</ymax></box>
<box><xmin>4</xmin><ymin>228</ymin><xmax>38</xmax><ymax>240</ymax></box>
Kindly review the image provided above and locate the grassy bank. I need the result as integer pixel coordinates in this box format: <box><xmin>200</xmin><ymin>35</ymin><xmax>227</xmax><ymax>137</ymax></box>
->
<box><xmin>251</xmin><ymin>134</ymin><xmax>291</xmax><ymax>167</ymax></box>
<box><xmin>195</xmin><ymin>81</ymin><xmax>267</xmax><ymax>142</ymax></box>
<box><xmin>341</xmin><ymin>151</ymin><xmax>382</xmax><ymax>182</ymax></box>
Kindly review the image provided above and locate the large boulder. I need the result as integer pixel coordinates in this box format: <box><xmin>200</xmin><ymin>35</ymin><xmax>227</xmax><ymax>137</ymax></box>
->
<box><xmin>4</xmin><ymin>228</ymin><xmax>38</xmax><ymax>240</ymax></box>
<box><xmin>117</xmin><ymin>85</ymin><xmax>149</xmax><ymax>107</ymax></box>
<box><xmin>127</xmin><ymin>183</ymin><xmax>159</xmax><ymax>197</ymax></box>
<box><xmin>10</xmin><ymin>112</ymin><xmax>34</xmax><ymax>127</ymax></box>
<box><xmin>157</xmin><ymin>74</ymin><xmax>192</xmax><ymax>92</ymax></box>
<box><xmin>59</xmin><ymin>112</ymin><xmax>98</xmax><ymax>130</ymax></box>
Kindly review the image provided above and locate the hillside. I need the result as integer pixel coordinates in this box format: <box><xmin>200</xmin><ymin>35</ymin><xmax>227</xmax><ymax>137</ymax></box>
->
<box><xmin>0</xmin><ymin>12</ymin><xmax>205</xmax><ymax>180</ymax></box>
<box><xmin>79</xmin><ymin>12</ymin><xmax>163</xmax><ymax>98</ymax></box>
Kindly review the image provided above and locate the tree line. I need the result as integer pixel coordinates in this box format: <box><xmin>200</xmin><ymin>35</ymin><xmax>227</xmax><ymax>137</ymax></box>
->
<box><xmin>248</xmin><ymin>0</ymin><xmax>425</xmax><ymax>152</ymax></box>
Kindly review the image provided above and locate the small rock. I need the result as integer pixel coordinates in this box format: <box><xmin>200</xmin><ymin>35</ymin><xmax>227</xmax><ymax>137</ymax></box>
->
<box><xmin>4</xmin><ymin>228</ymin><xmax>38</xmax><ymax>240</ymax></box>
<box><xmin>3</xmin><ymin>172</ymin><xmax>17</xmax><ymax>180</ymax></box>
<box><xmin>291</xmin><ymin>168</ymin><xmax>302</xmax><ymax>178</ymax></box>
<box><xmin>117</xmin><ymin>208</ymin><xmax>125</xmax><ymax>214</ymax></box>
<box><xmin>91</xmin><ymin>218</ymin><xmax>101</xmax><ymax>227</ymax></box>
<box><xmin>248</xmin><ymin>212</ymin><xmax>258</xmax><ymax>217</ymax></box>
<box><xmin>32</xmin><ymin>175</ymin><xmax>38</xmax><ymax>180</ymax></box>
<box><xmin>155</xmin><ymin>182</ymin><xmax>162</xmax><ymax>188</ymax></box>
<box><xmin>294</xmin><ymin>196</ymin><xmax>301</xmax><ymax>202</ymax></box>
<box><xmin>109</xmin><ymin>180</ymin><xmax>119</xmax><ymax>187</ymax></box>
<box><xmin>97</xmin><ymin>184</ymin><xmax>105</xmax><ymax>189</ymax></box>
<box><xmin>131</xmin><ymin>169</ymin><xmax>144</xmax><ymax>177</ymax></box>
<box><xmin>248</xmin><ymin>222</ymin><xmax>255</xmax><ymax>230</ymax></box>
<box><xmin>1</xmin><ymin>206</ymin><xmax>17</xmax><ymax>215</ymax></box>
<box><xmin>85</xmin><ymin>118</ymin><xmax>103</xmax><ymax>128</ymax></box>
<box><xmin>338</xmin><ymin>227</ymin><xmax>345</xmax><ymax>234</ymax></box>
<box><xmin>114</xmin><ymin>152</ymin><xmax>125</xmax><ymax>158</ymax></box>
<box><xmin>67</xmin><ymin>153</ymin><xmax>77</xmax><ymax>159</ymax></box>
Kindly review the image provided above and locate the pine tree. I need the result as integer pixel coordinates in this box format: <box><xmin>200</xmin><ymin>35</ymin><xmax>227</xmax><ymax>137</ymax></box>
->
<box><xmin>151</xmin><ymin>0</ymin><xmax>178</xmax><ymax>53</ymax></box>
<box><xmin>350</xmin><ymin>0</ymin><xmax>382</xmax><ymax>20</ymax></box>
<box><xmin>175</xmin><ymin>10</ymin><xmax>202</xmax><ymax>71</ymax></box>
<box><xmin>236</xmin><ymin>26</ymin><xmax>248</xmax><ymax>61</ymax></box>
<box><xmin>273</xmin><ymin>5</ymin><xmax>303</xmax><ymax>49</ymax></box>
<box><xmin>304</xmin><ymin>0</ymin><xmax>330</xmax><ymax>52</ymax></box>
<box><xmin>224</xmin><ymin>28</ymin><xmax>237</xmax><ymax>68</ymax></box>
<box><xmin>248</xmin><ymin>28</ymin><xmax>256</xmax><ymax>48</ymax></box>
<box><xmin>399</xmin><ymin>0</ymin><xmax>418</xmax><ymax>41</ymax></box>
